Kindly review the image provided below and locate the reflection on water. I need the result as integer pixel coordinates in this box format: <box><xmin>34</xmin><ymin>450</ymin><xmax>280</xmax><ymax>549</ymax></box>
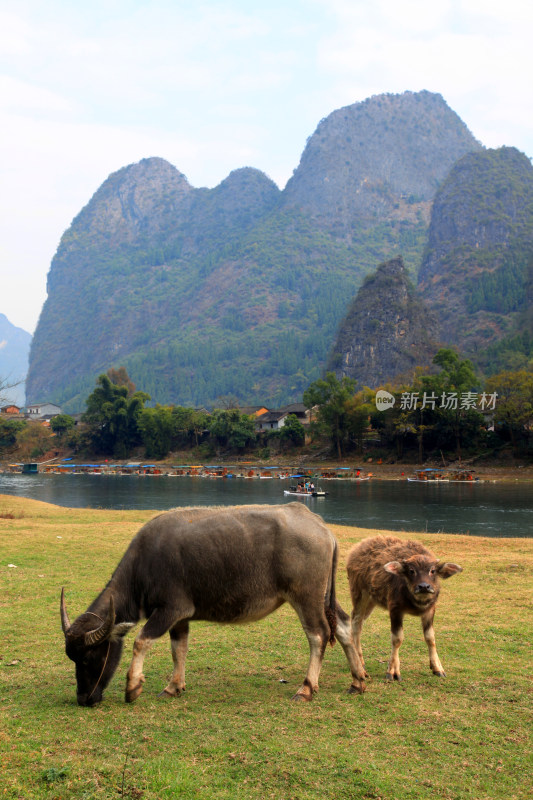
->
<box><xmin>0</xmin><ymin>473</ymin><xmax>532</xmax><ymax>537</ymax></box>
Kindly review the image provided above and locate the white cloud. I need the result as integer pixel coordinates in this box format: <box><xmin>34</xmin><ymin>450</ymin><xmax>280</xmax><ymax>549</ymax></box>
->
<box><xmin>0</xmin><ymin>10</ymin><xmax>33</xmax><ymax>56</ymax></box>
<box><xmin>0</xmin><ymin>75</ymin><xmax>73</xmax><ymax>114</ymax></box>
<box><xmin>316</xmin><ymin>0</ymin><xmax>533</xmax><ymax>152</ymax></box>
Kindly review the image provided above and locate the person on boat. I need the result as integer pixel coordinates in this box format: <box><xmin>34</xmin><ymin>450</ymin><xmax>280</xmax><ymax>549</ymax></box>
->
<box><xmin>310</xmin><ymin>482</ymin><xmax>315</xmax><ymax>493</ymax></box>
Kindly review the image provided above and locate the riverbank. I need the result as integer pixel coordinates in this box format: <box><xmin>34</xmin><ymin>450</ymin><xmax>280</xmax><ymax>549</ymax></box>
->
<box><xmin>1</xmin><ymin>497</ymin><xmax>531</xmax><ymax>800</ymax></box>
<box><xmin>3</xmin><ymin>456</ymin><xmax>533</xmax><ymax>483</ymax></box>
<box><xmin>350</xmin><ymin>462</ymin><xmax>533</xmax><ymax>482</ymax></box>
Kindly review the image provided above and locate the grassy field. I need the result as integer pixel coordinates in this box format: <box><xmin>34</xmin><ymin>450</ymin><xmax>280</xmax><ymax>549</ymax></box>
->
<box><xmin>1</xmin><ymin>495</ymin><xmax>531</xmax><ymax>800</ymax></box>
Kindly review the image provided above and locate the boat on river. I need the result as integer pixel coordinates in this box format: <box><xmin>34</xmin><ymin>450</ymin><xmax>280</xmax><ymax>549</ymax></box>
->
<box><xmin>408</xmin><ymin>467</ymin><xmax>479</xmax><ymax>483</ymax></box>
<box><xmin>407</xmin><ymin>468</ymin><xmax>449</xmax><ymax>483</ymax></box>
<box><xmin>283</xmin><ymin>474</ymin><xmax>328</xmax><ymax>497</ymax></box>
<box><xmin>283</xmin><ymin>487</ymin><xmax>327</xmax><ymax>497</ymax></box>
<box><xmin>446</xmin><ymin>468</ymin><xmax>478</xmax><ymax>482</ymax></box>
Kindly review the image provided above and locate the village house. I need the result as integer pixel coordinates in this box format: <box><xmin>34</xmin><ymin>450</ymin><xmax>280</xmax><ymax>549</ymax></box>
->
<box><xmin>24</xmin><ymin>402</ymin><xmax>62</xmax><ymax>419</ymax></box>
<box><xmin>238</xmin><ymin>406</ymin><xmax>270</xmax><ymax>418</ymax></box>
<box><xmin>278</xmin><ymin>403</ymin><xmax>311</xmax><ymax>424</ymax></box>
<box><xmin>0</xmin><ymin>405</ymin><xmax>21</xmax><ymax>415</ymax></box>
<box><xmin>254</xmin><ymin>403</ymin><xmax>311</xmax><ymax>432</ymax></box>
<box><xmin>255</xmin><ymin>410</ymin><xmax>289</xmax><ymax>432</ymax></box>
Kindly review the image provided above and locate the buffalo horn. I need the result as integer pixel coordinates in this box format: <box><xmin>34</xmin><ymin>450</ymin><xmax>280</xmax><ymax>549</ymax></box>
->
<box><xmin>84</xmin><ymin>595</ymin><xmax>115</xmax><ymax>646</ymax></box>
<box><xmin>60</xmin><ymin>587</ymin><xmax>71</xmax><ymax>635</ymax></box>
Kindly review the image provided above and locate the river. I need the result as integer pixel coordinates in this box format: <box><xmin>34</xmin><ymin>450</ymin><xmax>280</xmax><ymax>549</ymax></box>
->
<box><xmin>1</xmin><ymin>473</ymin><xmax>532</xmax><ymax>537</ymax></box>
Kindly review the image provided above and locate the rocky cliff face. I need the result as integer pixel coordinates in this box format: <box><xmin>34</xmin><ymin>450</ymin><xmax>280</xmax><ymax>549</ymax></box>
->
<box><xmin>418</xmin><ymin>147</ymin><xmax>533</xmax><ymax>356</ymax></box>
<box><xmin>328</xmin><ymin>257</ymin><xmax>437</xmax><ymax>387</ymax></box>
<box><xmin>282</xmin><ymin>90</ymin><xmax>482</xmax><ymax>237</ymax></box>
<box><xmin>26</xmin><ymin>91</ymin><xmax>483</xmax><ymax>411</ymax></box>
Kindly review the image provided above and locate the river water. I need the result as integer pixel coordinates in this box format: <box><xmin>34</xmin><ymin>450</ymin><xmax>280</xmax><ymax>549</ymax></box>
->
<box><xmin>1</xmin><ymin>473</ymin><xmax>532</xmax><ymax>537</ymax></box>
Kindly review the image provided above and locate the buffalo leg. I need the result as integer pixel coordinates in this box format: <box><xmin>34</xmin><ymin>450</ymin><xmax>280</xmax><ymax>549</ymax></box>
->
<box><xmin>125</xmin><ymin>637</ymin><xmax>152</xmax><ymax>702</ymax></box>
<box><xmin>386</xmin><ymin>609</ymin><xmax>404</xmax><ymax>681</ymax></box>
<box><xmin>160</xmin><ymin>620</ymin><xmax>190</xmax><ymax>698</ymax></box>
<box><xmin>350</xmin><ymin>592</ymin><xmax>376</xmax><ymax>675</ymax></box>
<box><xmin>291</xmin><ymin>605</ymin><xmax>331</xmax><ymax>701</ymax></box>
<box><xmin>125</xmin><ymin>604</ymin><xmax>193</xmax><ymax>703</ymax></box>
<box><xmin>334</xmin><ymin>601</ymin><xmax>367</xmax><ymax>695</ymax></box>
<box><xmin>421</xmin><ymin>608</ymin><xmax>446</xmax><ymax>677</ymax></box>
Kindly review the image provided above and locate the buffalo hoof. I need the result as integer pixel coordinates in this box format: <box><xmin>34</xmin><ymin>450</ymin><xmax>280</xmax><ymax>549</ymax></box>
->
<box><xmin>291</xmin><ymin>691</ymin><xmax>313</xmax><ymax>702</ymax></box>
<box><xmin>158</xmin><ymin>687</ymin><xmax>184</xmax><ymax>699</ymax></box>
<box><xmin>347</xmin><ymin>682</ymin><xmax>366</xmax><ymax>695</ymax></box>
<box><xmin>386</xmin><ymin>672</ymin><xmax>402</xmax><ymax>682</ymax></box>
<box><xmin>125</xmin><ymin>683</ymin><xmax>144</xmax><ymax>703</ymax></box>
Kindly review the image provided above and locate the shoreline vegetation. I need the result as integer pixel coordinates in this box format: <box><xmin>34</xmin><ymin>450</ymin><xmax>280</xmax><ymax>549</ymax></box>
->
<box><xmin>1</xmin><ymin>496</ymin><xmax>531</xmax><ymax>799</ymax></box>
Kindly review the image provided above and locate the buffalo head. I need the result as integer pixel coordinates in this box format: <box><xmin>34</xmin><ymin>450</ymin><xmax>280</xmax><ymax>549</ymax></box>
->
<box><xmin>384</xmin><ymin>556</ymin><xmax>462</xmax><ymax>606</ymax></box>
<box><xmin>60</xmin><ymin>589</ymin><xmax>134</xmax><ymax>706</ymax></box>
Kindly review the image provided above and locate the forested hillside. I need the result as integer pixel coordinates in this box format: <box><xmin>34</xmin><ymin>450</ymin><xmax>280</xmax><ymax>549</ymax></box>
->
<box><xmin>26</xmin><ymin>91</ymin><xmax>482</xmax><ymax>412</ymax></box>
<box><xmin>418</xmin><ymin>146</ymin><xmax>533</xmax><ymax>366</ymax></box>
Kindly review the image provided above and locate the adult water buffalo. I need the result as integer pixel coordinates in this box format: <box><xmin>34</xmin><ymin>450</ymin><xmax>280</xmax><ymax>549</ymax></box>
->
<box><xmin>61</xmin><ymin>503</ymin><xmax>359</xmax><ymax>706</ymax></box>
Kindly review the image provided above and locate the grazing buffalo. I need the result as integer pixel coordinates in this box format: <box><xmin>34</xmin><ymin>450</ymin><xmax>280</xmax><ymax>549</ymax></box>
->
<box><xmin>61</xmin><ymin>503</ymin><xmax>360</xmax><ymax>706</ymax></box>
<box><xmin>345</xmin><ymin>535</ymin><xmax>462</xmax><ymax>693</ymax></box>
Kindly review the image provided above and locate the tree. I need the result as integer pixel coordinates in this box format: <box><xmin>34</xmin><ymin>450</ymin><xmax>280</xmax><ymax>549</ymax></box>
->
<box><xmin>303</xmin><ymin>373</ymin><xmax>356</xmax><ymax>458</ymax></box>
<box><xmin>277</xmin><ymin>414</ymin><xmax>306</xmax><ymax>448</ymax></box>
<box><xmin>430</xmin><ymin>348</ymin><xmax>477</xmax><ymax>393</ymax></box>
<box><xmin>171</xmin><ymin>406</ymin><xmax>209</xmax><ymax>449</ymax></box>
<box><xmin>83</xmin><ymin>374</ymin><xmax>150</xmax><ymax>458</ymax></box>
<box><xmin>138</xmin><ymin>405</ymin><xmax>175</xmax><ymax>460</ymax></box>
<box><xmin>208</xmin><ymin>410</ymin><xmax>256</xmax><ymax>454</ymax></box>
<box><xmin>345</xmin><ymin>390</ymin><xmax>374</xmax><ymax>453</ymax></box>
<box><xmin>215</xmin><ymin>395</ymin><xmax>240</xmax><ymax>410</ymax></box>
<box><xmin>0</xmin><ymin>375</ymin><xmax>23</xmax><ymax>407</ymax></box>
<box><xmin>370</xmin><ymin>384</ymin><xmax>417</xmax><ymax>459</ymax></box>
<box><xmin>417</xmin><ymin>349</ymin><xmax>482</xmax><ymax>459</ymax></box>
<box><xmin>106</xmin><ymin>367</ymin><xmax>136</xmax><ymax>397</ymax></box>
<box><xmin>485</xmin><ymin>369</ymin><xmax>533</xmax><ymax>452</ymax></box>
<box><xmin>0</xmin><ymin>417</ymin><xmax>26</xmax><ymax>453</ymax></box>
<box><xmin>15</xmin><ymin>422</ymin><xmax>54</xmax><ymax>460</ymax></box>
<box><xmin>50</xmin><ymin>414</ymin><xmax>75</xmax><ymax>437</ymax></box>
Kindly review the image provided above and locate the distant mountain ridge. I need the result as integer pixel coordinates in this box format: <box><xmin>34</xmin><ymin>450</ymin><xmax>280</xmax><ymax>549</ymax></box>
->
<box><xmin>26</xmin><ymin>90</ymin><xmax>483</xmax><ymax>411</ymax></box>
<box><xmin>0</xmin><ymin>314</ymin><xmax>32</xmax><ymax>406</ymax></box>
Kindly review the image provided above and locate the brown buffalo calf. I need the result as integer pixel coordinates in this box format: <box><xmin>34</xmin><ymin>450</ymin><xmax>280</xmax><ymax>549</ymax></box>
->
<box><xmin>345</xmin><ymin>535</ymin><xmax>462</xmax><ymax>693</ymax></box>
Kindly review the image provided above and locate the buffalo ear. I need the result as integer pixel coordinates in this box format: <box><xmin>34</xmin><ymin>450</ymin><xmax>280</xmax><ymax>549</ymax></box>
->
<box><xmin>436</xmin><ymin>561</ymin><xmax>463</xmax><ymax>579</ymax></box>
<box><xmin>384</xmin><ymin>560</ymin><xmax>404</xmax><ymax>575</ymax></box>
<box><xmin>110</xmin><ymin>622</ymin><xmax>136</xmax><ymax>641</ymax></box>
<box><xmin>84</xmin><ymin>596</ymin><xmax>116</xmax><ymax>646</ymax></box>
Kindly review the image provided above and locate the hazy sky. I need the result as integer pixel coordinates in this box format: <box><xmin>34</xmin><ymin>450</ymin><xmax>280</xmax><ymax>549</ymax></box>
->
<box><xmin>2</xmin><ymin>0</ymin><xmax>532</xmax><ymax>334</ymax></box>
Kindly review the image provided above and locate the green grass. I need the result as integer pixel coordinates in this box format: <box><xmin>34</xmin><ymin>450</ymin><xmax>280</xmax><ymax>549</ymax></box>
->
<box><xmin>1</xmin><ymin>496</ymin><xmax>531</xmax><ymax>799</ymax></box>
